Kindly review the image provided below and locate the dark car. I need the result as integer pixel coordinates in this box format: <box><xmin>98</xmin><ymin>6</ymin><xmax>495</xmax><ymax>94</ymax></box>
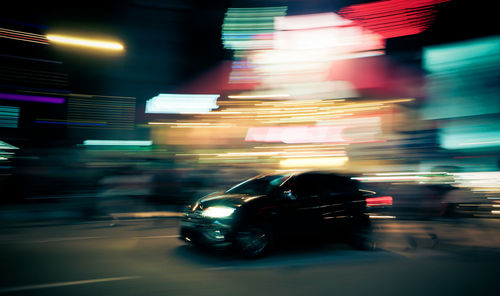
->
<box><xmin>179</xmin><ymin>171</ymin><xmax>374</xmax><ymax>257</ymax></box>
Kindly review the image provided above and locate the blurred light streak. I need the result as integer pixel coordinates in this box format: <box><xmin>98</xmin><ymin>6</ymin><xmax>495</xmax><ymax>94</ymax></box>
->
<box><xmin>354</xmin><ymin>176</ymin><xmax>427</xmax><ymax>181</ymax></box>
<box><xmin>228</xmin><ymin>94</ymin><xmax>290</xmax><ymax>99</ymax></box>
<box><xmin>2</xmin><ymin>85</ymin><xmax>69</xmax><ymax>94</ymax></box>
<box><xmin>459</xmin><ymin>140</ymin><xmax>500</xmax><ymax>146</ymax></box>
<box><xmin>274</xmin><ymin>12</ymin><xmax>353</xmax><ymax>30</ymax></box>
<box><xmin>254</xmin><ymin>144</ymin><xmax>348</xmax><ymax>149</ymax></box>
<box><xmin>148</xmin><ymin>122</ymin><xmax>212</xmax><ymax>125</ymax></box>
<box><xmin>0</xmin><ymin>140</ymin><xmax>18</xmax><ymax>160</ymax></box>
<box><xmin>226</xmin><ymin>10</ymin><xmax>385</xmax><ymax>86</ymax></box>
<box><xmin>454</xmin><ymin>171</ymin><xmax>500</xmax><ymax>192</ymax></box>
<box><xmin>424</xmin><ymin>36</ymin><xmax>500</xmax><ymax>73</ymax></box>
<box><xmin>46</xmin><ymin>34</ymin><xmax>124</xmax><ymax>51</ymax></box>
<box><xmin>35</xmin><ymin>120</ymin><xmax>107</xmax><ymax>126</ymax></box>
<box><xmin>422</xmin><ymin>36</ymin><xmax>500</xmax><ymax>120</ymax></box>
<box><xmin>245</xmin><ymin>125</ymin><xmax>347</xmax><ymax>144</ymax></box>
<box><xmin>369</xmin><ymin>215</ymin><xmax>396</xmax><ymax>219</ymax></box>
<box><xmin>0</xmin><ymin>140</ymin><xmax>18</xmax><ymax>150</ymax></box>
<box><xmin>68</xmin><ymin>95</ymin><xmax>135</xmax><ymax>130</ymax></box>
<box><xmin>338</xmin><ymin>0</ymin><xmax>450</xmax><ymax>39</ymax></box>
<box><xmin>145</xmin><ymin>94</ymin><xmax>219</xmax><ymax>114</ymax></box>
<box><xmin>373</xmin><ymin>172</ymin><xmax>448</xmax><ymax>176</ymax></box>
<box><xmin>0</xmin><ymin>28</ymin><xmax>49</xmax><ymax>44</ymax></box>
<box><xmin>0</xmin><ymin>66</ymin><xmax>69</xmax><ymax>87</ymax></box>
<box><xmin>491</xmin><ymin>211</ymin><xmax>500</xmax><ymax>214</ymax></box>
<box><xmin>366</xmin><ymin>196</ymin><xmax>393</xmax><ymax>207</ymax></box>
<box><xmin>0</xmin><ymin>106</ymin><xmax>19</xmax><ymax>128</ymax></box>
<box><xmin>36</xmin><ymin>118</ymin><xmax>106</xmax><ymax>124</ymax></box>
<box><xmin>0</xmin><ymin>93</ymin><xmax>65</xmax><ymax>104</ymax></box>
<box><xmin>280</xmin><ymin>157</ymin><xmax>348</xmax><ymax>168</ymax></box>
<box><xmin>171</xmin><ymin>125</ymin><xmax>234</xmax><ymax>128</ymax></box>
<box><xmin>440</xmin><ymin>126</ymin><xmax>500</xmax><ymax>149</ymax></box>
<box><xmin>273</xmin><ymin>15</ymin><xmax>384</xmax><ymax>51</ymax></box>
<box><xmin>273</xmin><ymin>153</ymin><xmax>347</xmax><ymax>158</ymax></box>
<box><xmin>0</xmin><ymin>17</ymin><xmax>48</xmax><ymax>29</ymax></box>
<box><xmin>0</xmin><ymin>53</ymin><xmax>63</xmax><ymax>64</ymax></box>
<box><xmin>82</xmin><ymin>140</ymin><xmax>152</xmax><ymax>146</ymax></box>
<box><xmin>222</xmin><ymin>7</ymin><xmax>287</xmax><ymax>51</ymax></box>
<box><xmin>217</xmin><ymin>152</ymin><xmax>281</xmax><ymax>157</ymax></box>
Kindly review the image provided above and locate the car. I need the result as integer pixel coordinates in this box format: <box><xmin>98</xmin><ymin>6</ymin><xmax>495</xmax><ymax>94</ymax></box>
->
<box><xmin>179</xmin><ymin>171</ymin><xmax>374</xmax><ymax>257</ymax></box>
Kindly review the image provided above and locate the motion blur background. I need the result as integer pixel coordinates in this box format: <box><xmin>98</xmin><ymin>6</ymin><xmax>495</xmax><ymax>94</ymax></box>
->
<box><xmin>0</xmin><ymin>1</ymin><xmax>499</xmax><ymax>295</ymax></box>
<box><xmin>1</xmin><ymin>0</ymin><xmax>498</xmax><ymax>218</ymax></box>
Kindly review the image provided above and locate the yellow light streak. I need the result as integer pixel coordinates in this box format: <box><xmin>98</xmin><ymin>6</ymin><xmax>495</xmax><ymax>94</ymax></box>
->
<box><xmin>46</xmin><ymin>34</ymin><xmax>124</xmax><ymax>51</ymax></box>
<box><xmin>228</xmin><ymin>94</ymin><xmax>290</xmax><ymax>99</ymax></box>
<box><xmin>280</xmin><ymin>156</ymin><xmax>348</xmax><ymax>168</ymax></box>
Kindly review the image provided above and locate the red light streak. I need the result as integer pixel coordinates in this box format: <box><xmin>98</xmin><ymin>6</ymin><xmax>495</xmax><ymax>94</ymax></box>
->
<box><xmin>366</xmin><ymin>196</ymin><xmax>393</xmax><ymax>207</ymax></box>
<box><xmin>0</xmin><ymin>32</ymin><xmax>48</xmax><ymax>43</ymax></box>
<box><xmin>339</xmin><ymin>0</ymin><xmax>450</xmax><ymax>39</ymax></box>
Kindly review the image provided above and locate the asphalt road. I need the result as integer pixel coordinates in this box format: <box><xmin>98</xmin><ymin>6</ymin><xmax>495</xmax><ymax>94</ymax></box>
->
<box><xmin>0</xmin><ymin>218</ymin><xmax>498</xmax><ymax>296</ymax></box>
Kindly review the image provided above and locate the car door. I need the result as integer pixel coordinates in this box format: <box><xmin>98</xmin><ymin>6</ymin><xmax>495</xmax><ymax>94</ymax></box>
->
<box><xmin>287</xmin><ymin>173</ymin><xmax>327</xmax><ymax>231</ymax></box>
<box><xmin>318</xmin><ymin>175</ymin><xmax>354</xmax><ymax>226</ymax></box>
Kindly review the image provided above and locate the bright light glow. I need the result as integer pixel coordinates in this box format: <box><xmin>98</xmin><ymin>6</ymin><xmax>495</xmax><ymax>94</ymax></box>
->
<box><xmin>245</xmin><ymin>125</ymin><xmax>347</xmax><ymax>144</ymax></box>
<box><xmin>83</xmin><ymin>140</ymin><xmax>152</xmax><ymax>146</ymax></box>
<box><xmin>201</xmin><ymin>206</ymin><xmax>236</xmax><ymax>218</ymax></box>
<box><xmin>454</xmin><ymin>171</ymin><xmax>500</xmax><ymax>193</ymax></box>
<box><xmin>274</xmin><ymin>12</ymin><xmax>352</xmax><ymax>30</ymax></box>
<box><xmin>46</xmin><ymin>34</ymin><xmax>124</xmax><ymax>51</ymax></box>
<box><xmin>227</xmin><ymin>10</ymin><xmax>385</xmax><ymax>86</ymax></box>
<box><xmin>273</xmin><ymin>21</ymin><xmax>383</xmax><ymax>51</ymax></box>
<box><xmin>280</xmin><ymin>157</ymin><xmax>348</xmax><ymax>168</ymax></box>
<box><xmin>145</xmin><ymin>94</ymin><xmax>219</xmax><ymax>114</ymax></box>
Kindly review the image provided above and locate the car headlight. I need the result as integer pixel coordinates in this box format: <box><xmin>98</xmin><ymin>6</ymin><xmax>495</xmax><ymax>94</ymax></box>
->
<box><xmin>201</xmin><ymin>206</ymin><xmax>235</xmax><ymax>218</ymax></box>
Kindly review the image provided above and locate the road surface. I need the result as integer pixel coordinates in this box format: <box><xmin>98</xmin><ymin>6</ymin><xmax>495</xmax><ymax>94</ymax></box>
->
<box><xmin>0</xmin><ymin>218</ymin><xmax>498</xmax><ymax>296</ymax></box>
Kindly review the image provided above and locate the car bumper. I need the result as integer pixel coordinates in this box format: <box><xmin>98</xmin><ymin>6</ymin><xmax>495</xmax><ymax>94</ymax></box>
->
<box><xmin>179</xmin><ymin>215</ymin><xmax>234</xmax><ymax>248</ymax></box>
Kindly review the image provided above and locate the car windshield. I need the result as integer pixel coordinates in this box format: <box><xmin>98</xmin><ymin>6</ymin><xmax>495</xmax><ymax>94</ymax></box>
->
<box><xmin>226</xmin><ymin>174</ymin><xmax>290</xmax><ymax>195</ymax></box>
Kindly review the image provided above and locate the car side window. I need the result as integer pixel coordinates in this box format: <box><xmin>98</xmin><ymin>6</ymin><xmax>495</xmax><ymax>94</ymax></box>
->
<box><xmin>325</xmin><ymin>175</ymin><xmax>358</xmax><ymax>197</ymax></box>
<box><xmin>290</xmin><ymin>174</ymin><xmax>324</xmax><ymax>199</ymax></box>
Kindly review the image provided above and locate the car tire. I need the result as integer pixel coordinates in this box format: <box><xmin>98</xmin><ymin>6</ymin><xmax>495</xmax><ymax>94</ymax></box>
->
<box><xmin>348</xmin><ymin>215</ymin><xmax>376</xmax><ymax>251</ymax></box>
<box><xmin>235</xmin><ymin>225</ymin><xmax>273</xmax><ymax>258</ymax></box>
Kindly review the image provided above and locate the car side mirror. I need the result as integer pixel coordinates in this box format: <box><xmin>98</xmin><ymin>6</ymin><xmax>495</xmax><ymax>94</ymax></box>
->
<box><xmin>282</xmin><ymin>190</ymin><xmax>297</xmax><ymax>200</ymax></box>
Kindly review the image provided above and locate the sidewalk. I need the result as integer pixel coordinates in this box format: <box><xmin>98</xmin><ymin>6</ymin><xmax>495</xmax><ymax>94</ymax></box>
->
<box><xmin>0</xmin><ymin>195</ymin><xmax>186</xmax><ymax>224</ymax></box>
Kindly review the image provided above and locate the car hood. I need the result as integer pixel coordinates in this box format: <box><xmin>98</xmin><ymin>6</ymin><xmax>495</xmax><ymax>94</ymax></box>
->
<box><xmin>196</xmin><ymin>192</ymin><xmax>265</xmax><ymax>209</ymax></box>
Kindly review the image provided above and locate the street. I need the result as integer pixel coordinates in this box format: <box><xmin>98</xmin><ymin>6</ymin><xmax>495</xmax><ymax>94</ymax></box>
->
<box><xmin>0</xmin><ymin>218</ymin><xmax>498</xmax><ymax>296</ymax></box>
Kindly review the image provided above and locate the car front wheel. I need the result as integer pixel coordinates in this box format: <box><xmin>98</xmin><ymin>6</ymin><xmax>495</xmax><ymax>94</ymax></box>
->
<box><xmin>235</xmin><ymin>225</ymin><xmax>272</xmax><ymax>258</ymax></box>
